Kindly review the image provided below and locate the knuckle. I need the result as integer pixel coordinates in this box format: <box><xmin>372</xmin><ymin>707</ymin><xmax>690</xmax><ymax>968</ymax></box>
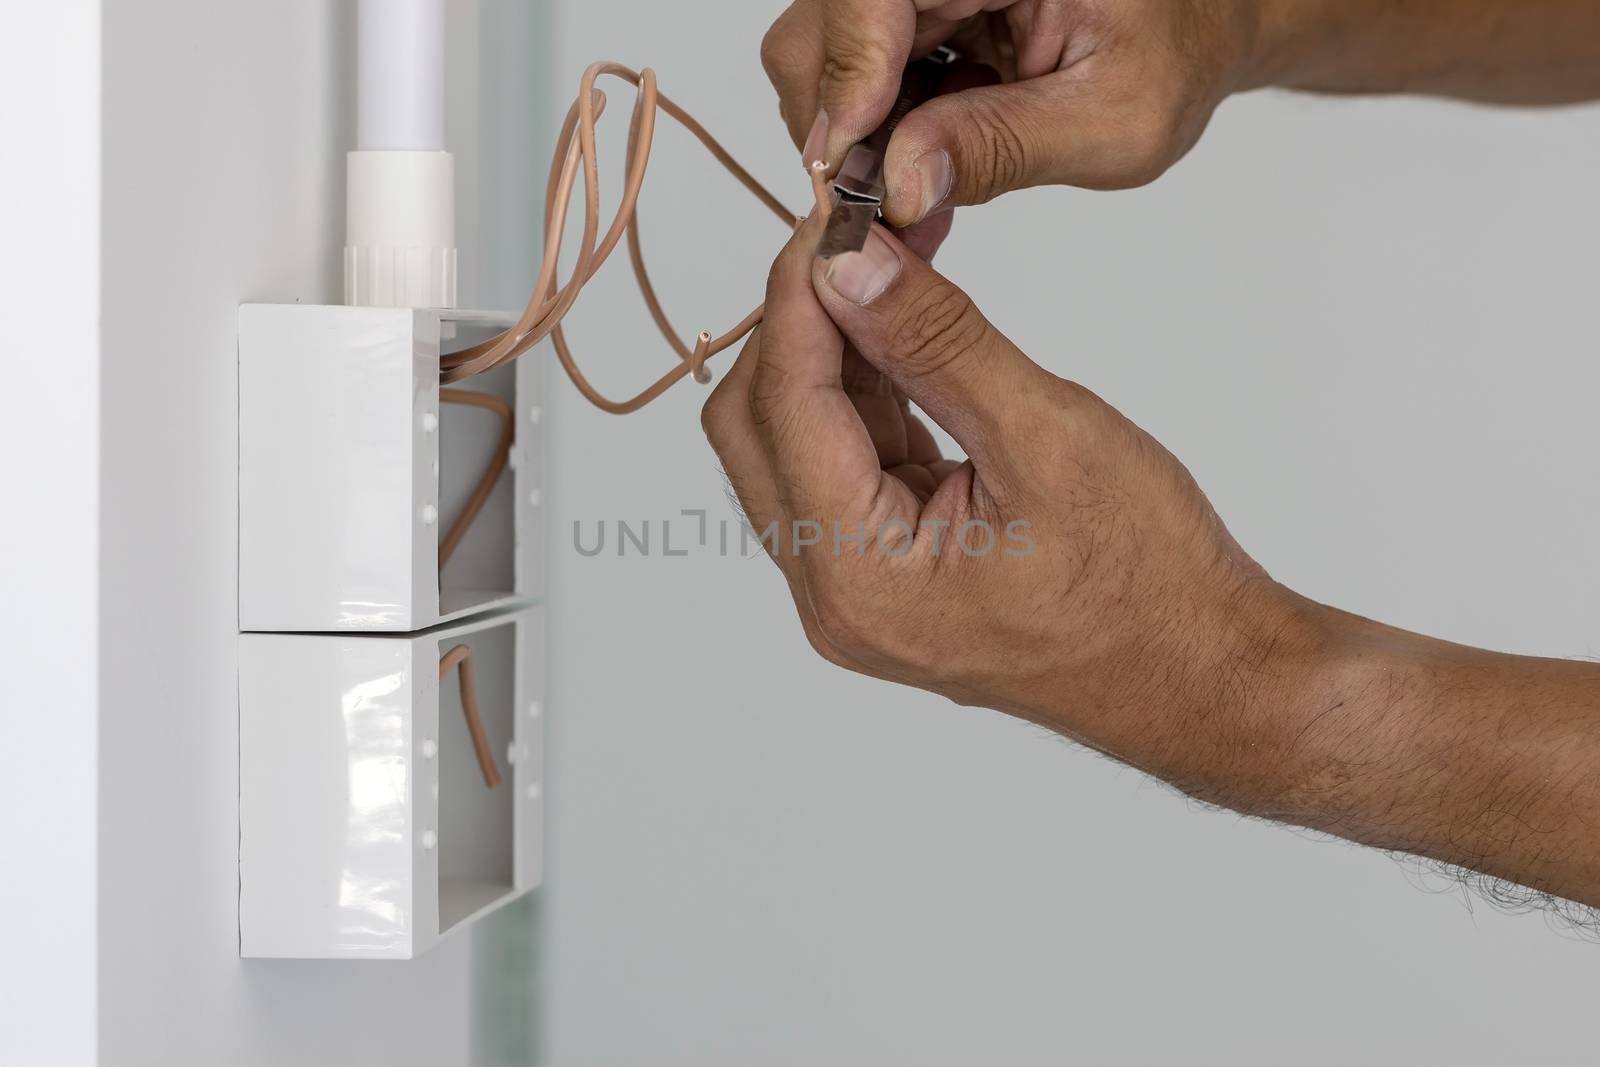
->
<box><xmin>758</xmin><ymin>26</ymin><xmax>783</xmax><ymax>79</ymax></box>
<box><xmin>1115</xmin><ymin>110</ymin><xmax>1180</xmax><ymax>187</ymax></box>
<box><xmin>1035</xmin><ymin>378</ymin><xmax>1118</xmax><ymax>470</ymax></box>
<box><xmin>963</xmin><ymin>101</ymin><xmax>1033</xmax><ymax>200</ymax></box>
<box><xmin>800</xmin><ymin>618</ymin><xmax>854</xmax><ymax>670</ymax></box>
<box><xmin>746</xmin><ymin>361</ymin><xmax>789</xmax><ymax>427</ymax></box>
<box><xmin>1048</xmin><ymin>375</ymin><xmax>1098</xmax><ymax>414</ymax></box>
<box><xmin>809</xmin><ymin>570</ymin><xmax>941</xmax><ymax>673</ymax></box>
<box><xmin>701</xmin><ymin>351</ymin><xmax>754</xmax><ymax>445</ymax></box>
<box><xmin>699</xmin><ymin>386</ymin><xmax>733</xmax><ymax>445</ymax></box>
<box><xmin>809</xmin><ymin>585</ymin><xmax>875</xmax><ymax>653</ymax></box>
<box><xmin>759</xmin><ymin>23</ymin><xmax>805</xmax><ymax>87</ymax></box>
<box><xmin>819</xmin><ymin>30</ymin><xmax>887</xmax><ymax>98</ymax></box>
<box><xmin>1037</xmin><ymin>377</ymin><xmax>1100</xmax><ymax>437</ymax></box>
<box><xmin>887</xmin><ymin>279</ymin><xmax>990</xmax><ymax>381</ymax></box>
<box><xmin>764</xmin><ymin>251</ymin><xmax>788</xmax><ymax>295</ymax></box>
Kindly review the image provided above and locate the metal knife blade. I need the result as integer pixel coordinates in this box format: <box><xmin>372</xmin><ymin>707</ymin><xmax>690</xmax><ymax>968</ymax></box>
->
<box><xmin>816</xmin><ymin>46</ymin><xmax>958</xmax><ymax>259</ymax></box>
<box><xmin>815</xmin><ymin>193</ymin><xmax>880</xmax><ymax>259</ymax></box>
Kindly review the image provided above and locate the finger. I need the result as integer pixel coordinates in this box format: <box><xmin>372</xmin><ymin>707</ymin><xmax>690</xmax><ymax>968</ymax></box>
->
<box><xmin>751</xmin><ymin>217</ymin><xmax>891</xmax><ymax>526</ymax></box>
<box><xmin>901</xmin><ymin>402</ymin><xmax>945</xmax><ymax>466</ymax></box>
<box><xmin>812</xmin><ymin>222</ymin><xmax>1054</xmax><ymax>487</ymax></box>
<box><xmin>841</xmin><ymin>347</ymin><xmax>907</xmax><ymax>467</ymax></box>
<box><xmin>894</xmin><ymin>206</ymin><xmax>954</xmax><ymax>262</ymax></box>
<box><xmin>701</xmin><ymin>328</ymin><xmax>798</xmax><ymax>573</ymax></box>
<box><xmin>1004</xmin><ymin>0</ymin><xmax>1073</xmax><ymax>80</ymax></box>
<box><xmin>840</xmin><ymin>207</ymin><xmax>952</xmax><ymax>468</ymax></box>
<box><xmin>811</xmin><ymin>0</ymin><xmax>921</xmax><ymax>166</ymax></box>
<box><xmin>701</xmin><ymin>331</ymin><xmax>879</xmax><ymax>675</ymax></box>
<box><xmin>881</xmin><ymin>73</ymin><xmax>1159</xmax><ymax>225</ymax></box>
<box><xmin>942</xmin><ymin>11</ymin><xmax>1019</xmax><ymax>80</ymax></box>
<box><xmin>762</xmin><ymin>0</ymin><xmax>919</xmax><ymax>166</ymax></box>
<box><xmin>815</xmin><ymin>3</ymin><xmax>1007</xmax><ymax>167</ymax></box>
<box><xmin>935</xmin><ymin>54</ymin><xmax>1006</xmax><ymax>96</ymax></box>
<box><xmin>896</xmin><ymin>406</ymin><xmax>959</xmax><ymax>504</ymax></box>
<box><xmin>886</xmin><ymin>464</ymin><xmax>939</xmax><ymax>503</ymax></box>
<box><xmin>761</xmin><ymin>0</ymin><xmax>828</xmax><ymax>150</ymax></box>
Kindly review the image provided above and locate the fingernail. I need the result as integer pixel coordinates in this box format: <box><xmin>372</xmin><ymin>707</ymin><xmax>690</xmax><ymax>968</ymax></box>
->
<box><xmin>914</xmin><ymin>149</ymin><xmax>953</xmax><ymax>222</ymax></box>
<box><xmin>825</xmin><ymin>228</ymin><xmax>901</xmax><ymax>305</ymax></box>
<box><xmin>802</xmin><ymin>109</ymin><xmax>829</xmax><ymax>166</ymax></box>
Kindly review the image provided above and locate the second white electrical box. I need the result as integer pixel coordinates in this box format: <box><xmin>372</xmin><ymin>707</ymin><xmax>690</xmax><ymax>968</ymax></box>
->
<box><xmin>239</xmin><ymin>606</ymin><xmax>544</xmax><ymax>959</ymax></box>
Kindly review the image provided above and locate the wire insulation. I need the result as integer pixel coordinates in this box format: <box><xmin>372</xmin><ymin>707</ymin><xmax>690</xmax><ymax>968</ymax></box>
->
<box><xmin>438</xmin><ymin>388</ymin><xmax>515</xmax><ymax>568</ymax></box>
<box><xmin>441</xmin><ymin>61</ymin><xmax>805</xmax><ymax>411</ymax></box>
<box><xmin>431</xmin><ymin>62</ymin><xmax>832</xmax><ymax>596</ymax></box>
<box><xmin>439</xmin><ymin>644</ymin><xmax>502</xmax><ymax>789</ymax></box>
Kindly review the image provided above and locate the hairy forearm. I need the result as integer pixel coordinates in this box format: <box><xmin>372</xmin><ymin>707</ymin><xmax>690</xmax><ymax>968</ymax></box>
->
<box><xmin>1255</xmin><ymin>602</ymin><xmax>1600</xmax><ymax>909</ymax></box>
<box><xmin>1247</xmin><ymin>0</ymin><xmax>1600</xmax><ymax>104</ymax></box>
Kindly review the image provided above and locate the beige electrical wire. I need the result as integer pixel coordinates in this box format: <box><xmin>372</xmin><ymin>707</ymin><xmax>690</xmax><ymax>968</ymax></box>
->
<box><xmin>437</xmin><ymin>388</ymin><xmax>515</xmax><ymax>568</ymax></box>
<box><xmin>440</xmin><ymin>60</ymin><xmax>823</xmax><ymax>406</ymax></box>
<box><xmin>422</xmin><ymin>69</ymin><xmax>845</xmax><ymax>799</ymax></box>
<box><xmin>439</xmin><ymin>644</ymin><xmax>502</xmax><ymax>789</ymax></box>
<box><xmin>430</xmin><ymin>61</ymin><xmax>835</xmax><ymax>576</ymax></box>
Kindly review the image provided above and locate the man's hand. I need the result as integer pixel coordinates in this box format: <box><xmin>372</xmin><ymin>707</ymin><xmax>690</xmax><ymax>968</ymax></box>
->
<box><xmin>761</xmin><ymin>0</ymin><xmax>1600</xmax><ymax>226</ymax></box>
<box><xmin>703</xmin><ymin>216</ymin><xmax>1307</xmax><ymax>800</ymax></box>
<box><xmin>703</xmin><ymin>222</ymin><xmax>1600</xmax><ymax>911</ymax></box>
<box><xmin>762</xmin><ymin>0</ymin><xmax>1266</xmax><ymax>221</ymax></box>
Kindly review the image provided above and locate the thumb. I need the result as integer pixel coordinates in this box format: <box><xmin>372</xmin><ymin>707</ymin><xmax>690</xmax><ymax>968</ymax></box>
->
<box><xmin>880</xmin><ymin>76</ymin><xmax>1133</xmax><ymax>226</ymax></box>
<box><xmin>811</xmin><ymin>223</ymin><xmax>1055</xmax><ymax>480</ymax></box>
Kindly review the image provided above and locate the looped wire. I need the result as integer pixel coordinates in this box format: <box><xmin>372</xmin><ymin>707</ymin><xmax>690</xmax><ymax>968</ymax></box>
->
<box><xmin>440</xmin><ymin>61</ymin><xmax>798</xmax><ymax>413</ymax></box>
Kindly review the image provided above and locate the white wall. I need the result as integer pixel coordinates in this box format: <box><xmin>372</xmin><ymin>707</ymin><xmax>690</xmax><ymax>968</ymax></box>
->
<box><xmin>0</xmin><ymin>5</ymin><xmax>101</xmax><ymax>1065</ymax></box>
<box><xmin>541</xmin><ymin>3</ymin><xmax>1600</xmax><ymax>1065</ymax></box>
<box><xmin>93</xmin><ymin>3</ymin><xmax>542</xmax><ymax>1064</ymax></box>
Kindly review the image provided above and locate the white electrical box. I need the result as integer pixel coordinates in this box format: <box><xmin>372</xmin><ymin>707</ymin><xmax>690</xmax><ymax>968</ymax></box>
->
<box><xmin>240</xmin><ymin>606</ymin><xmax>544</xmax><ymax>959</ymax></box>
<box><xmin>239</xmin><ymin>304</ymin><xmax>544</xmax><ymax>632</ymax></box>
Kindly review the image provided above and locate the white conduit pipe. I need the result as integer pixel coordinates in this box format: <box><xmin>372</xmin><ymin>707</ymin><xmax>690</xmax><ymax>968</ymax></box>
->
<box><xmin>346</xmin><ymin>0</ymin><xmax>457</xmax><ymax>308</ymax></box>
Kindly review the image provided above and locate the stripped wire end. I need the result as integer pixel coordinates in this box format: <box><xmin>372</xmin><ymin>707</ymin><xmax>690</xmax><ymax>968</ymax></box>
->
<box><xmin>808</xmin><ymin>159</ymin><xmax>832</xmax><ymax>223</ymax></box>
<box><xmin>690</xmin><ymin>331</ymin><xmax>713</xmax><ymax>384</ymax></box>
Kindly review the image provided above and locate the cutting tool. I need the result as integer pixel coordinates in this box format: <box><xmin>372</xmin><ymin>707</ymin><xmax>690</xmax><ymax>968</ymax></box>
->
<box><xmin>816</xmin><ymin>46</ymin><xmax>959</xmax><ymax>259</ymax></box>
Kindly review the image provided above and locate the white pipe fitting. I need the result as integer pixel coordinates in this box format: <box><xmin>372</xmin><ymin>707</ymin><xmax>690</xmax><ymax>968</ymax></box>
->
<box><xmin>346</xmin><ymin>0</ymin><xmax>456</xmax><ymax>309</ymax></box>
